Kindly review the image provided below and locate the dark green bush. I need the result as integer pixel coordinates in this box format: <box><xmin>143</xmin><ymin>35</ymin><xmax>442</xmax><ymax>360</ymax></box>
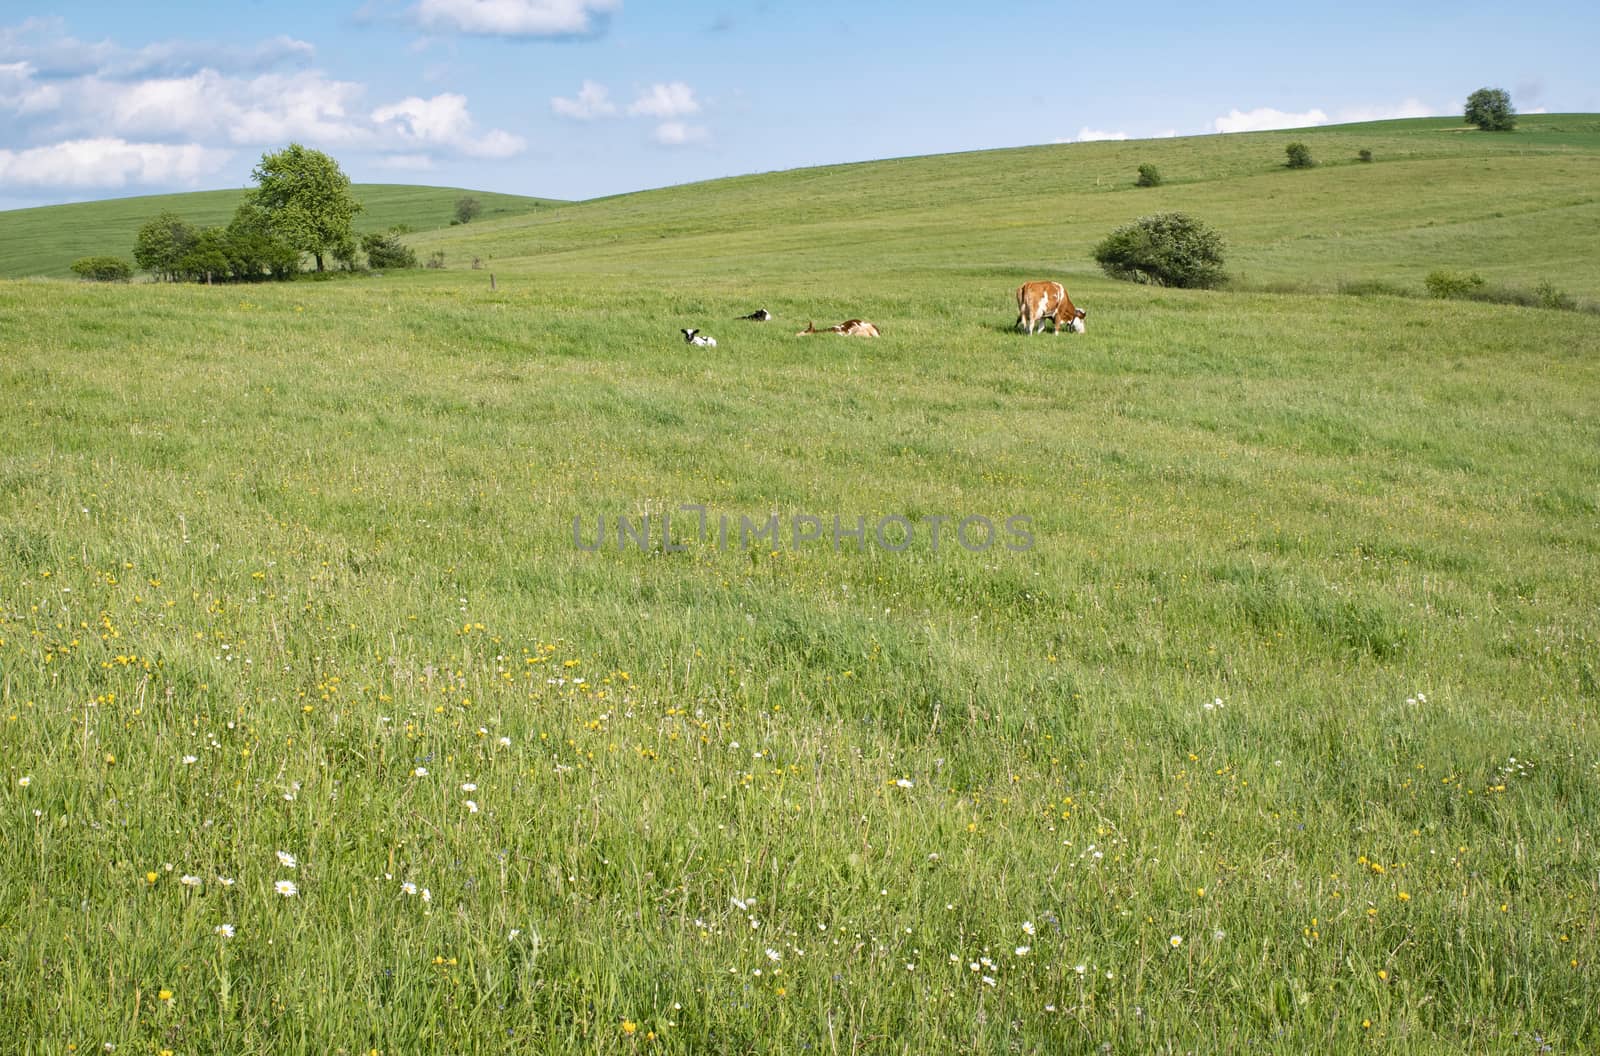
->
<box><xmin>1285</xmin><ymin>142</ymin><xmax>1315</xmax><ymax>169</ymax></box>
<box><xmin>1424</xmin><ymin>269</ymin><xmax>1487</xmax><ymax>299</ymax></box>
<box><xmin>362</xmin><ymin>232</ymin><xmax>417</xmax><ymax>269</ymax></box>
<box><xmin>1092</xmin><ymin>212</ymin><xmax>1227</xmax><ymax>289</ymax></box>
<box><xmin>70</xmin><ymin>256</ymin><xmax>133</xmax><ymax>282</ymax></box>
<box><xmin>1465</xmin><ymin>88</ymin><xmax>1516</xmax><ymax>131</ymax></box>
<box><xmin>1534</xmin><ymin>280</ymin><xmax>1576</xmax><ymax>311</ymax></box>
<box><xmin>1357</xmin><ymin>149</ymin><xmax>1373</xmax><ymax>163</ymax></box>
<box><xmin>1135</xmin><ymin>164</ymin><xmax>1163</xmax><ymax>187</ymax></box>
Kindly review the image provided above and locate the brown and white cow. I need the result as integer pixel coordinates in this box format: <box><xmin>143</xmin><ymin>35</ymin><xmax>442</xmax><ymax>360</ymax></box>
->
<box><xmin>796</xmin><ymin>319</ymin><xmax>881</xmax><ymax>337</ymax></box>
<box><xmin>1016</xmin><ymin>281</ymin><xmax>1087</xmax><ymax>335</ymax></box>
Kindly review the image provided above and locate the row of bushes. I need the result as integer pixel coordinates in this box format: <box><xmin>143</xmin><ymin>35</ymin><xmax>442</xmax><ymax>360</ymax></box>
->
<box><xmin>1343</xmin><ymin>272</ymin><xmax>1588</xmax><ymax>312</ymax></box>
<box><xmin>71</xmin><ymin>214</ymin><xmax>422</xmax><ymax>283</ymax></box>
<box><xmin>1132</xmin><ymin>145</ymin><xmax>1374</xmax><ymax>188</ymax></box>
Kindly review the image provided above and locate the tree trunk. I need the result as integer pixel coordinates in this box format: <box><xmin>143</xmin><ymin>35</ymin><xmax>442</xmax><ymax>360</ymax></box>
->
<box><xmin>314</xmin><ymin>253</ymin><xmax>324</xmax><ymax>272</ymax></box>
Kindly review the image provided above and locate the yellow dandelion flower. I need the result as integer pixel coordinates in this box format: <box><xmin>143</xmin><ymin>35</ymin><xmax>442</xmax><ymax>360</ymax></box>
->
<box><xmin>621</xmin><ymin>1020</ymin><xmax>638</xmax><ymax>1035</ymax></box>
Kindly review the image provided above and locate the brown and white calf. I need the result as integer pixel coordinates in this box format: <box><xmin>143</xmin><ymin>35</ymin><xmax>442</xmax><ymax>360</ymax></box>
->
<box><xmin>796</xmin><ymin>319</ymin><xmax>881</xmax><ymax>337</ymax></box>
<box><xmin>1016</xmin><ymin>281</ymin><xmax>1086</xmax><ymax>335</ymax></box>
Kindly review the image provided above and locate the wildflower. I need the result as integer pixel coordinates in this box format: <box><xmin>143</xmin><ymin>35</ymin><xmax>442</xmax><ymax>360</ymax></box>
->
<box><xmin>421</xmin><ymin>888</ymin><xmax>432</xmax><ymax>903</ymax></box>
<box><xmin>401</xmin><ymin>882</ymin><xmax>418</xmax><ymax>896</ymax></box>
<box><xmin>276</xmin><ymin>851</ymin><xmax>298</xmax><ymax>869</ymax></box>
<box><xmin>498</xmin><ymin>736</ymin><xmax>512</xmax><ymax>747</ymax></box>
<box><xmin>1073</xmin><ymin>963</ymin><xmax>1086</xmax><ymax>974</ymax></box>
<box><xmin>465</xmin><ymin>800</ymin><xmax>479</xmax><ymax>813</ymax></box>
<box><xmin>179</xmin><ymin>875</ymin><xmax>203</xmax><ymax>888</ymax></box>
<box><xmin>214</xmin><ymin>924</ymin><xmax>235</xmax><ymax>938</ymax></box>
<box><xmin>181</xmin><ymin>756</ymin><xmax>197</xmax><ymax>766</ymax></box>
<box><xmin>17</xmin><ymin>776</ymin><xmax>31</xmax><ymax>787</ymax></box>
<box><xmin>1169</xmin><ymin>935</ymin><xmax>1183</xmax><ymax>948</ymax></box>
<box><xmin>894</xmin><ymin>778</ymin><xmax>914</xmax><ymax>788</ymax></box>
<box><xmin>413</xmin><ymin>767</ymin><xmax>429</xmax><ymax>777</ymax></box>
<box><xmin>461</xmin><ymin>782</ymin><xmax>477</xmax><ymax>792</ymax></box>
<box><xmin>157</xmin><ymin>989</ymin><xmax>173</xmax><ymax>1003</ymax></box>
<box><xmin>145</xmin><ymin>871</ymin><xmax>159</xmax><ymax>885</ymax></box>
<box><xmin>216</xmin><ymin>876</ymin><xmax>236</xmax><ymax>887</ymax></box>
<box><xmin>275</xmin><ymin>880</ymin><xmax>298</xmax><ymax>897</ymax></box>
<box><xmin>1021</xmin><ymin>921</ymin><xmax>1035</xmax><ymax>937</ymax></box>
<box><xmin>508</xmin><ymin>929</ymin><xmax>522</xmax><ymax>941</ymax></box>
<box><xmin>1378</xmin><ymin>970</ymin><xmax>1388</xmax><ymax>981</ymax></box>
<box><xmin>621</xmin><ymin>1021</ymin><xmax>638</xmax><ymax>1035</ymax></box>
<box><xmin>1397</xmin><ymin>891</ymin><xmax>1411</xmax><ymax>902</ymax></box>
<box><xmin>981</xmin><ymin>975</ymin><xmax>996</xmax><ymax>987</ymax></box>
<box><xmin>1015</xmin><ymin>946</ymin><xmax>1031</xmax><ymax>956</ymax></box>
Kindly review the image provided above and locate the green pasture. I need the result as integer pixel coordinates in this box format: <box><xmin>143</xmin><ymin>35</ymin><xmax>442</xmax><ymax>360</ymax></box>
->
<box><xmin>1</xmin><ymin>116</ymin><xmax>1598</xmax><ymax>1053</ymax></box>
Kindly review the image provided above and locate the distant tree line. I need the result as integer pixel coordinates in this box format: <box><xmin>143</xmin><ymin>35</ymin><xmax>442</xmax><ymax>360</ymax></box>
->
<box><xmin>114</xmin><ymin>144</ymin><xmax>419</xmax><ymax>283</ymax></box>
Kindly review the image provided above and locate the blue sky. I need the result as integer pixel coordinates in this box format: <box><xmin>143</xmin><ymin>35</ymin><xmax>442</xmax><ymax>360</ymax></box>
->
<box><xmin>1</xmin><ymin>1</ymin><xmax>1594</xmax><ymax>210</ymax></box>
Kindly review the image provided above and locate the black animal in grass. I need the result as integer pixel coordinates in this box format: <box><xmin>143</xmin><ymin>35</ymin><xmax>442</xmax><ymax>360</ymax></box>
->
<box><xmin>738</xmin><ymin>308</ymin><xmax>772</xmax><ymax>321</ymax></box>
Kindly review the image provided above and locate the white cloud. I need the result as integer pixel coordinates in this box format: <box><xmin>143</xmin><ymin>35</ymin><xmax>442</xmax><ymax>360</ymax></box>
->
<box><xmin>1214</xmin><ymin>99</ymin><xmax>1445</xmax><ymax>134</ymax></box>
<box><xmin>0</xmin><ymin>17</ymin><xmax>314</xmax><ymax>77</ymax></box>
<box><xmin>373</xmin><ymin>152</ymin><xmax>436</xmax><ymax>170</ymax></box>
<box><xmin>551</xmin><ymin>80</ymin><xmax>617</xmax><ymax>119</ymax></box>
<box><xmin>1075</xmin><ymin>127</ymin><xmax>1128</xmax><ymax>142</ymax></box>
<box><xmin>412</xmin><ymin>0</ymin><xmax>619</xmax><ymax>36</ymax></box>
<box><xmin>653</xmin><ymin>121</ymin><xmax>708</xmax><ymax>146</ymax></box>
<box><xmin>1332</xmin><ymin>98</ymin><xmax>1440</xmax><ymax>122</ymax></box>
<box><xmin>371</xmin><ymin>93</ymin><xmax>526</xmax><ymax>157</ymax></box>
<box><xmin>1525</xmin><ymin>106</ymin><xmax>1549</xmax><ymax>115</ymax></box>
<box><xmin>629</xmin><ymin>82</ymin><xmax>699</xmax><ymax>118</ymax></box>
<box><xmin>1213</xmin><ymin>106</ymin><xmax>1328</xmax><ymax>133</ymax></box>
<box><xmin>0</xmin><ymin>137</ymin><xmax>233</xmax><ymax>188</ymax></box>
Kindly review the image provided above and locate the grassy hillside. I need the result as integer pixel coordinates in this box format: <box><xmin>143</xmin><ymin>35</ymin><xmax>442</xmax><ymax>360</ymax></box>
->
<box><xmin>413</xmin><ymin>114</ymin><xmax>1600</xmax><ymax>298</ymax></box>
<box><xmin>0</xmin><ymin>117</ymin><xmax>1597</xmax><ymax>1053</ymax></box>
<box><xmin>0</xmin><ymin>185</ymin><xmax>561</xmax><ymax>279</ymax></box>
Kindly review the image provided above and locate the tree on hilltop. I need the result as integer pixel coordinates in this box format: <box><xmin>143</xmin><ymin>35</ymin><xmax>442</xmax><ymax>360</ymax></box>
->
<box><xmin>248</xmin><ymin>143</ymin><xmax>362</xmax><ymax>272</ymax></box>
<box><xmin>1465</xmin><ymin>88</ymin><xmax>1516</xmax><ymax>131</ymax></box>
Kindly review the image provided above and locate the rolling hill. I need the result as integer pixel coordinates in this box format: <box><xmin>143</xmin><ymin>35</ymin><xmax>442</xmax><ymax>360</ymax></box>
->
<box><xmin>0</xmin><ymin>184</ymin><xmax>562</xmax><ymax>279</ymax></box>
<box><xmin>404</xmin><ymin>114</ymin><xmax>1600</xmax><ymax>299</ymax></box>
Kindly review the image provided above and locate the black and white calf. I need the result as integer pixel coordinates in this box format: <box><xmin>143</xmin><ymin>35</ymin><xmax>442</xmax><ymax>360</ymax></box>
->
<box><xmin>739</xmin><ymin>308</ymin><xmax>772</xmax><ymax>321</ymax></box>
<box><xmin>681</xmin><ymin>328</ymin><xmax>718</xmax><ymax>347</ymax></box>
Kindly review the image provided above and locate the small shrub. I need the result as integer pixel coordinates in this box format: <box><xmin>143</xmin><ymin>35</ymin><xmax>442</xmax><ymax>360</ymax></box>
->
<box><xmin>1357</xmin><ymin>148</ymin><xmax>1373</xmax><ymax>163</ymax></box>
<box><xmin>1424</xmin><ymin>269</ymin><xmax>1486</xmax><ymax>299</ymax></box>
<box><xmin>1285</xmin><ymin>142</ymin><xmax>1315</xmax><ymax>169</ymax></box>
<box><xmin>362</xmin><ymin>232</ymin><xmax>417</xmax><ymax>270</ymax></box>
<box><xmin>426</xmin><ymin>251</ymin><xmax>446</xmax><ymax>269</ymax></box>
<box><xmin>1135</xmin><ymin>164</ymin><xmax>1163</xmax><ymax>187</ymax></box>
<box><xmin>454</xmin><ymin>196</ymin><xmax>481</xmax><ymax>224</ymax></box>
<box><xmin>1092</xmin><ymin>212</ymin><xmax>1227</xmax><ymax>289</ymax></box>
<box><xmin>1534</xmin><ymin>280</ymin><xmax>1576</xmax><ymax>311</ymax></box>
<box><xmin>70</xmin><ymin>256</ymin><xmax>134</xmax><ymax>282</ymax></box>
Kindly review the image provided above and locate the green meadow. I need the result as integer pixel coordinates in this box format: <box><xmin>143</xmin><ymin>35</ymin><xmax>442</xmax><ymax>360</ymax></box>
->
<box><xmin>1</xmin><ymin>116</ymin><xmax>1598</xmax><ymax>1053</ymax></box>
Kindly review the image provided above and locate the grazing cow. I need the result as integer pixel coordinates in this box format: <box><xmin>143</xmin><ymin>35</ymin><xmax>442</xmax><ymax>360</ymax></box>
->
<box><xmin>739</xmin><ymin>308</ymin><xmax>773</xmax><ymax>321</ymax></box>
<box><xmin>796</xmin><ymin>319</ymin><xmax>881</xmax><ymax>337</ymax></box>
<box><xmin>681</xmin><ymin>328</ymin><xmax>717</xmax><ymax>347</ymax></box>
<box><xmin>1016</xmin><ymin>281</ymin><xmax>1087</xmax><ymax>335</ymax></box>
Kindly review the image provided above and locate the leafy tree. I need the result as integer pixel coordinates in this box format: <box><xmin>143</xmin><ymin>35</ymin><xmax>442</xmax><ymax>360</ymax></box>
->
<box><xmin>1465</xmin><ymin>87</ymin><xmax>1516</xmax><ymax>131</ymax></box>
<box><xmin>225</xmin><ymin>202</ymin><xmax>301</xmax><ymax>280</ymax></box>
<box><xmin>361</xmin><ymin>232</ymin><xmax>418</xmax><ymax>269</ymax></box>
<box><xmin>454</xmin><ymin>196</ymin><xmax>482</xmax><ymax>224</ymax></box>
<box><xmin>70</xmin><ymin>256</ymin><xmax>133</xmax><ymax>282</ymax></box>
<box><xmin>1285</xmin><ymin>142</ymin><xmax>1315</xmax><ymax>169</ymax></box>
<box><xmin>1357</xmin><ymin>148</ymin><xmax>1374</xmax><ymax>163</ymax></box>
<box><xmin>178</xmin><ymin>228</ymin><xmax>232</xmax><ymax>282</ymax></box>
<box><xmin>1092</xmin><ymin>212</ymin><xmax>1227</xmax><ymax>289</ymax></box>
<box><xmin>248</xmin><ymin>143</ymin><xmax>362</xmax><ymax>272</ymax></box>
<box><xmin>1135</xmin><ymin>164</ymin><xmax>1163</xmax><ymax>187</ymax></box>
<box><xmin>133</xmin><ymin>211</ymin><xmax>197</xmax><ymax>281</ymax></box>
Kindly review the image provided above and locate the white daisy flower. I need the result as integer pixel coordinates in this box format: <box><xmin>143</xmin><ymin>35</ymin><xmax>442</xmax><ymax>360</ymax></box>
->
<box><xmin>275</xmin><ymin>880</ymin><xmax>298</xmax><ymax>897</ymax></box>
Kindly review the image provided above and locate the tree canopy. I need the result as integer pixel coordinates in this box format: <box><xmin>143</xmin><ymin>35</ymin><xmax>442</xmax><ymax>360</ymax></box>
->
<box><xmin>248</xmin><ymin>143</ymin><xmax>363</xmax><ymax>272</ymax></box>
<box><xmin>1465</xmin><ymin>88</ymin><xmax>1516</xmax><ymax>131</ymax></box>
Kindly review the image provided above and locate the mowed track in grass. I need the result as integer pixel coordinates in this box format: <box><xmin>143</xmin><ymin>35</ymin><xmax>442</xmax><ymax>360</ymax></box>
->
<box><xmin>0</xmin><ymin>184</ymin><xmax>561</xmax><ymax>279</ymax></box>
<box><xmin>0</xmin><ymin>117</ymin><xmax>1598</xmax><ymax>1053</ymax></box>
